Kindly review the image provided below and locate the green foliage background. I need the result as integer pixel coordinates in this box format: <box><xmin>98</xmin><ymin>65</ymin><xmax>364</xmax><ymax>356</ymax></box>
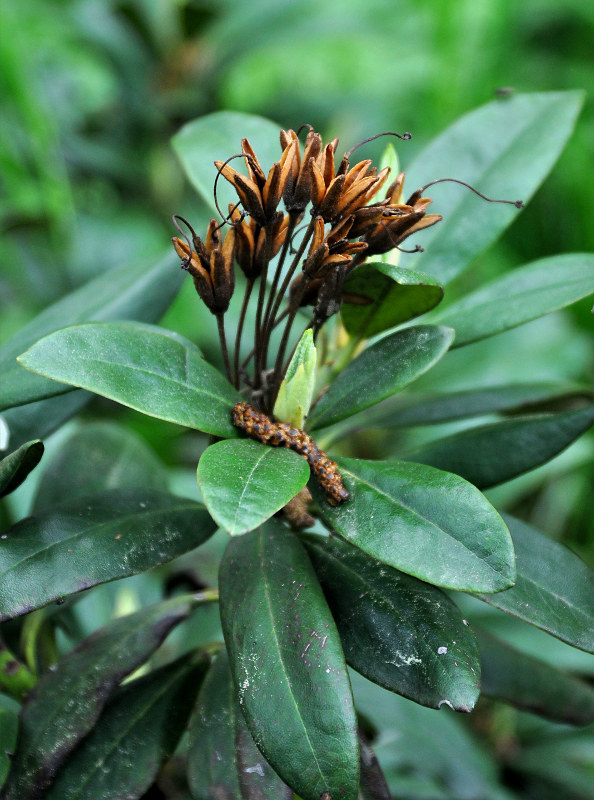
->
<box><xmin>1</xmin><ymin>1</ymin><xmax>593</xmax><ymax>798</ymax></box>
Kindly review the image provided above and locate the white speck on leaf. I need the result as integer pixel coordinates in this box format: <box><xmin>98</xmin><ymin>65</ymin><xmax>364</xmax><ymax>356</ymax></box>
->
<box><xmin>438</xmin><ymin>646</ymin><xmax>448</xmax><ymax>655</ymax></box>
<box><xmin>438</xmin><ymin>699</ymin><xmax>454</xmax><ymax>710</ymax></box>
<box><xmin>245</xmin><ymin>763</ymin><xmax>265</xmax><ymax>776</ymax></box>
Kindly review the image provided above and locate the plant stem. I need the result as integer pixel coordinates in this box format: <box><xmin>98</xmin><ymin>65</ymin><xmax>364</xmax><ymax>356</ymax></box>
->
<box><xmin>0</xmin><ymin>633</ymin><xmax>36</xmax><ymax>701</ymax></box>
<box><xmin>216</xmin><ymin>313</ymin><xmax>233</xmax><ymax>384</ymax></box>
<box><xmin>234</xmin><ymin>279</ymin><xmax>254</xmax><ymax>388</ymax></box>
<box><xmin>262</xmin><ymin>212</ymin><xmax>299</xmax><ymax>338</ymax></box>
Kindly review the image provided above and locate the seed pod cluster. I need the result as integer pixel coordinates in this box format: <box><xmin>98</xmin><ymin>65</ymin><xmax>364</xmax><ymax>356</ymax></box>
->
<box><xmin>231</xmin><ymin>401</ymin><xmax>349</xmax><ymax>506</ymax></box>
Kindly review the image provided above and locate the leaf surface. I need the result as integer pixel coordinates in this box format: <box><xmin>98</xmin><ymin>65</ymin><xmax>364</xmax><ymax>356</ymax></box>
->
<box><xmin>17</xmin><ymin>321</ymin><xmax>240</xmax><ymax>437</ymax></box>
<box><xmin>219</xmin><ymin>521</ymin><xmax>359</xmax><ymax>800</ymax></box>
<box><xmin>303</xmin><ymin>533</ymin><xmax>480</xmax><ymax>711</ymax></box>
<box><xmin>0</xmin><ymin>488</ymin><xmax>217</xmax><ymax>621</ymax></box>
<box><xmin>198</xmin><ymin>439</ymin><xmax>309</xmax><ymax>535</ymax></box>
<box><xmin>0</xmin><ymin>441</ymin><xmax>44</xmax><ymax>498</ymax></box>
<box><xmin>405</xmin><ymin>91</ymin><xmax>584</xmax><ymax>284</ymax></box>
<box><xmin>404</xmin><ymin>405</ymin><xmax>594</xmax><ymax>489</ymax></box>
<box><xmin>0</xmin><ymin>254</ymin><xmax>182</xmax><ymax>410</ymax></box>
<box><xmin>308</xmin><ymin>325</ymin><xmax>454</xmax><ymax>430</ymax></box>
<box><xmin>311</xmin><ymin>457</ymin><xmax>514</xmax><ymax>592</ymax></box>
<box><xmin>1</xmin><ymin>597</ymin><xmax>195</xmax><ymax>800</ymax></box>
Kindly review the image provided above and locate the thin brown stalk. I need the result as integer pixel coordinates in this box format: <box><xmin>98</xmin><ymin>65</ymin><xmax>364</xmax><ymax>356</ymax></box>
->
<box><xmin>216</xmin><ymin>313</ymin><xmax>233</xmax><ymax>384</ymax></box>
<box><xmin>234</xmin><ymin>279</ymin><xmax>254</xmax><ymax>388</ymax></box>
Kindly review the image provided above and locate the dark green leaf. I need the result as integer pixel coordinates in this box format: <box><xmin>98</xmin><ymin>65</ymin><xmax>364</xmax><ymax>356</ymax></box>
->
<box><xmin>0</xmin><ymin>391</ymin><xmax>92</xmax><ymax>452</ymax></box>
<box><xmin>1</xmin><ymin>597</ymin><xmax>195</xmax><ymax>800</ymax></box>
<box><xmin>0</xmin><ymin>488</ymin><xmax>217</xmax><ymax>621</ymax></box>
<box><xmin>362</xmin><ymin>383</ymin><xmax>592</xmax><ymax>429</ymax></box>
<box><xmin>197</xmin><ymin>439</ymin><xmax>310</xmax><ymax>535</ymax></box>
<box><xmin>434</xmin><ymin>254</ymin><xmax>594</xmax><ymax>347</ymax></box>
<box><xmin>0</xmin><ymin>704</ymin><xmax>18</xmax><ymax>789</ymax></box>
<box><xmin>45</xmin><ymin>651</ymin><xmax>210</xmax><ymax>800</ymax></box>
<box><xmin>17</xmin><ymin>321</ymin><xmax>240</xmax><ymax>438</ymax></box>
<box><xmin>219</xmin><ymin>521</ymin><xmax>359</xmax><ymax>800</ymax></box>
<box><xmin>476</xmin><ymin>515</ymin><xmax>594</xmax><ymax>653</ymax></box>
<box><xmin>33</xmin><ymin>422</ymin><xmax>164</xmax><ymax>512</ymax></box>
<box><xmin>308</xmin><ymin>326</ymin><xmax>454</xmax><ymax>430</ymax></box>
<box><xmin>477</xmin><ymin>629</ymin><xmax>594</xmax><ymax>725</ymax></box>
<box><xmin>0</xmin><ymin>441</ymin><xmax>44</xmax><ymax>498</ymax></box>
<box><xmin>404</xmin><ymin>405</ymin><xmax>594</xmax><ymax>489</ymax></box>
<box><xmin>303</xmin><ymin>533</ymin><xmax>480</xmax><ymax>711</ymax></box>
<box><xmin>406</xmin><ymin>91</ymin><xmax>584</xmax><ymax>284</ymax></box>
<box><xmin>172</xmin><ymin>111</ymin><xmax>282</xmax><ymax>214</ymax></box>
<box><xmin>341</xmin><ymin>262</ymin><xmax>443</xmax><ymax>338</ymax></box>
<box><xmin>188</xmin><ymin>649</ymin><xmax>292</xmax><ymax>800</ymax></box>
<box><xmin>0</xmin><ymin>254</ymin><xmax>182</xmax><ymax>411</ymax></box>
<box><xmin>312</xmin><ymin>457</ymin><xmax>514</xmax><ymax>592</ymax></box>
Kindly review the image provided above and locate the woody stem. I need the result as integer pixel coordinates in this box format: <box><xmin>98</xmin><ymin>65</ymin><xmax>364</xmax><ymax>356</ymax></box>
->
<box><xmin>216</xmin><ymin>313</ymin><xmax>233</xmax><ymax>384</ymax></box>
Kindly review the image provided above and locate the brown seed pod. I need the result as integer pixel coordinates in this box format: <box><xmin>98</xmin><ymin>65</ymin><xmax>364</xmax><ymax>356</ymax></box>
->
<box><xmin>231</xmin><ymin>402</ymin><xmax>349</xmax><ymax>506</ymax></box>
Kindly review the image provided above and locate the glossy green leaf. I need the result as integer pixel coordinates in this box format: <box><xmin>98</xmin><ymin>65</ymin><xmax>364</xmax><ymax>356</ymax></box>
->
<box><xmin>404</xmin><ymin>405</ymin><xmax>594</xmax><ymax>489</ymax></box>
<box><xmin>341</xmin><ymin>262</ymin><xmax>444</xmax><ymax>338</ymax></box>
<box><xmin>197</xmin><ymin>439</ymin><xmax>309</xmax><ymax>535</ymax></box>
<box><xmin>219</xmin><ymin>521</ymin><xmax>359</xmax><ymax>800</ymax></box>
<box><xmin>308</xmin><ymin>325</ymin><xmax>454</xmax><ymax>430</ymax></box>
<box><xmin>0</xmin><ymin>488</ymin><xmax>217</xmax><ymax>621</ymax></box>
<box><xmin>33</xmin><ymin>422</ymin><xmax>164</xmax><ymax>512</ymax></box>
<box><xmin>476</xmin><ymin>515</ymin><xmax>594</xmax><ymax>653</ymax></box>
<box><xmin>434</xmin><ymin>254</ymin><xmax>594</xmax><ymax>347</ymax></box>
<box><xmin>0</xmin><ymin>440</ymin><xmax>44</xmax><ymax>498</ymax></box>
<box><xmin>45</xmin><ymin>651</ymin><xmax>210</xmax><ymax>800</ymax></box>
<box><xmin>0</xmin><ymin>254</ymin><xmax>182</xmax><ymax>411</ymax></box>
<box><xmin>365</xmin><ymin>382</ymin><xmax>592</xmax><ymax>429</ymax></box>
<box><xmin>406</xmin><ymin>91</ymin><xmax>584</xmax><ymax>284</ymax></box>
<box><xmin>0</xmin><ymin>391</ymin><xmax>92</xmax><ymax>452</ymax></box>
<box><xmin>1</xmin><ymin>597</ymin><xmax>195</xmax><ymax>800</ymax></box>
<box><xmin>477</xmin><ymin>630</ymin><xmax>594</xmax><ymax>725</ymax></box>
<box><xmin>311</xmin><ymin>457</ymin><xmax>514</xmax><ymax>592</ymax></box>
<box><xmin>17</xmin><ymin>321</ymin><xmax>240</xmax><ymax>438</ymax></box>
<box><xmin>303</xmin><ymin>533</ymin><xmax>480</xmax><ymax>711</ymax></box>
<box><xmin>188</xmin><ymin>649</ymin><xmax>292</xmax><ymax>800</ymax></box>
<box><xmin>172</xmin><ymin>111</ymin><xmax>283</xmax><ymax>214</ymax></box>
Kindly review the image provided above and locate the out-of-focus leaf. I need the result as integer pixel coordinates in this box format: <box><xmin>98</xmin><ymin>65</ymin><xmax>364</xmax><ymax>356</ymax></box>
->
<box><xmin>0</xmin><ymin>488</ymin><xmax>217</xmax><ymax>621</ymax></box>
<box><xmin>197</xmin><ymin>439</ymin><xmax>309</xmax><ymax>535</ymax></box>
<box><xmin>219</xmin><ymin>521</ymin><xmax>359</xmax><ymax>800</ymax></box>
<box><xmin>303</xmin><ymin>533</ymin><xmax>480</xmax><ymax>711</ymax></box>
<box><xmin>17</xmin><ymin>321</ymin><xmax>240</xmax><ymax>438</ymax></box>
<box><xmin>0</xmin><ymin>440</ymin><xmax>43</xmax><ymax>498</ymax></box>
<box><xmin>308</xmin><ymin>326</ymin><xmax>454</xmax><ymax>429</ymax></box>
<box><xmin>188</xmin><ymin>649</ymin><xmax>292</xmax><ymax>800</ymax></box>
<box><xmin>476</xmin><ymin>515</ymin><xmax>594</xmax><ymax>653</ymax></box>
<box><xmin>434</xmin><ymin>254</ymin><xmax>594</xmax><ymax>347</ymax></box>
<box><xmin>406</xmin><ymin>91</ymin><xmax>584</xmax><ymax>284</ymax></box>
<box><xmin>33</xmin><ymin>422</ymin><xmax>164</xmax><ymax>512</ymax></box>
<box><xmin>0</xmin><ymin>704</ymin><xmax>18</xmax><ymax>788</ymax></box>
<box><xmin>477</xmin><ymin>629</ymin><xmax>594</xmax><ymax>725</ymax></box>
<box><xmin>312</xmin><ymin>457</ymin><xmax>514</xmax><ymax>592</ymax></box>
<box><xmin>172</xmin><ymin>111</ymin><xmax>282</xmax><ymax>214</ymax></box>
<box><xmin>0</xmin><ymin>391</ymin><xmax>92</xmax><ymax>452</ymax></box>
<box><xmin>45</xmin><ymin>651</ymin><xmax>210</xmax><ymax>800</ymax></box>
<box><xmin>1</xmin><ymin>597</ymin><xmax>196</xmax><ymax>800</ymax></box>
<box><xmin>404</xmin><ymin>405</ymin><xmax>594</xmax><ymax>489</ymax></box>
<box><xmin>341</xmin><ymin>262</ymin><xmax>444</xmax><ymax>338</ymax></box>
<box><xmin>358</xmin><ymin>731</ymin><xmax>391</xmax><ymax>800</ymax></box>
<box><xmin>0</xmin><ymin>254</ymin><xmax>182</xmax><ymax>411</ymax></box>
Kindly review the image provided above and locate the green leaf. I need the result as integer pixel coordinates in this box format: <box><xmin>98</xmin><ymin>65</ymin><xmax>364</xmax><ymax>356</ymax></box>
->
<box><xmin>188</xmin><ymin>649</ymin><xmax>292</xmax><ymax>800</ymax></box>
<box><xmin>0</xmin><ymin>254</ymin><xmax>182</xmax><ymax>411</ymax></box>
<box><xmin>308</xmin><ymin>325</ymin><xmax>454</xmax><ymax>430</ymax></box>
<box><xmin>45</xmin><ymin>651</ymin><xmax>211</xmax><ymax>800</ymax></box>
<box><xmin>1</xmin><ymin>597</ymin><xmax>196</xmax><ymax>800</ymax></box>
<box><xmin>0</xmin><ymin>440</ymin><xmax>44</xmax><ymax>498</ymax></box>
<box><xmin>33</xmin><ymin>422</ymin><xmax>164</xmax><ymax>512</ymax></box>
<box><xmin>0</xmin><ymin>705</ymin><xmax>18</xmax><ymax>789</ymax></box>
<box><xmin>172</xmin><ymin>111</ymin><xmax>283</xmax><ymax>214</ymax></box>
<box><xmin>434</xmin><ymin>254</ymin><xmax>594</xmax><ymax>347</ymax></box>
<box><xmin>219</xmin><ymin>521</ymin><xmax>359</xmax><ymax>800</ymax></box>
<box><xmin>302</xmin><ymin>533</ymin><xmax>480</xmax><ymax>711</ymax></box>
<box><xmin>476</xmin><ymin>630</ymin><xmax>594</xmax><ymax>726</ymax></box>
<box><xmin>197</xmin><ymin>439</ymin><xmax>309</xmax><ymax>536</ymax></box>
<box><xmin>366</xmin><ymin>382</ymin><xmax>592</xmax><ymax>429</ymax></box>
<box><xmin>0</xmin><ymin>391</ymin><xmax>92</xmax><ymax>452</ymax></box>
<box><xmin>0</xmin><ymin>488</ymin><xmax>217</xmax><ymax>621</ymax></box>
<box><xmin>273</xmin><ymin>328</ymin><xmax>317</xmax><ymax>428</ymax></box>
<box><xmin>476</xmin><ymin>515</ymin><xmax>594</xmax><ymax>653</ymax></box>
<box><xmin>17</xmin><ymin>321</ymin><xmax>240</xmax><ymax>438</ymax></box>
<box><xmin>341</xmin><ymin>263</ymin><xmax>444</xmax><ymax>338</ymax></box>
<box><xmin>405</xmin><ymin>91</ymin><xmax>584</xmax><ymax>284</ymax></box>
<box><xmin>404</xmin><ymin>405</ymin><xmax>594</xmax><ymax>489</ymax></box>
<box><xmin>311</xmin><ymin>457</ymin><xmax>514</xmax><ymax>592</ymax></box>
